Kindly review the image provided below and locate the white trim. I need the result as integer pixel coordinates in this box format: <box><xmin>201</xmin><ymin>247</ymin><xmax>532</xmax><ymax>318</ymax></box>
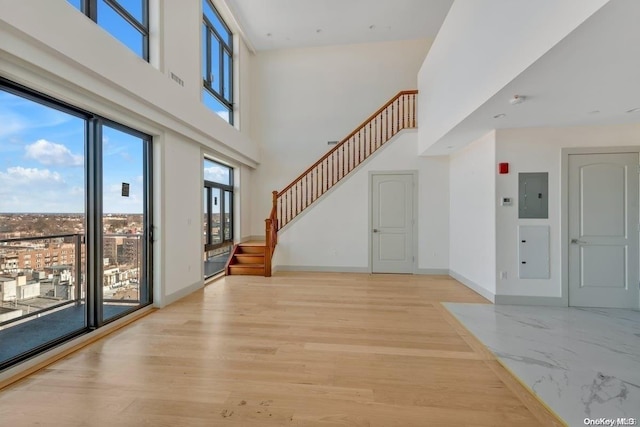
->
<box><xmin>494</xmin><ymin>295</ymin><xmax>567</xmax><ymax>306</ymax></box>
<box><xmin>449</xmin><ymin>270</ymin><xmax>495</xmax><ymax>303</ymax></box>
<box><xmin>215</xmin><ymin>0</ymin><xmax>257</xmax><ymax>54</ymax></box>
<box><xmin>161</xmin><ymin>280</ymin><xmax>203</xmax><ymax>307</ymax></box>
<box><xmin>416</xmin><ymin>268</ymin><xmax>450</xmax><ymax>275</ymax></box>
<box><xmin>273</xmin><ymin>265</ymin><xmax>369</xmax><ymax>274</ymax></box>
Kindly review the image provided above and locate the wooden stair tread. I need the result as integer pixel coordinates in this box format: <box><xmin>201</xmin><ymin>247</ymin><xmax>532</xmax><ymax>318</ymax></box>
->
<box><xmin>229</xmin><ymin>263</ymin><xmax>264</xmax><ymax>268</ymax></box>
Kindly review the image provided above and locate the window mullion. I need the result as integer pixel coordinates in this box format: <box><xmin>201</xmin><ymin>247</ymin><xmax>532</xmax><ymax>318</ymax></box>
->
<box><xmin>206</xmin><ymin>28</ymin><xmax>212</xmax><ymax>86</ymax></box>
<box><xmin>207</xmin><ymin>188</ymin><xmax>212</xmax><ymax>246</ymax></box>
<box><xmin>104</xmin><ymin>0</ymin><xmax>148</xmax><ymax>36</ymax></box>
<box><xmin>87</xmin><ymin>0</ymin><xmax>98</xmax><ymax>21</ymax></box>
<box><xmin>218</xmin><ymin>38</ymin><xmax>224</xmax><ymax>96</ymax></box>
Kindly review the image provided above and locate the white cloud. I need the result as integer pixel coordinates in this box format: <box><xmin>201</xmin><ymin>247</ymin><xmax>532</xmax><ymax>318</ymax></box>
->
<box><xmin>0</xmin><ymin>166</ymin><xmax>64</xmax><ymax>184</ymax></box>
<box><xmin>204</xmin><ymin>165</ymin><xmax>230</xmax><ymax>183</ymax></box>
<box><xmin>25</xmin><ymin>139</ymin><xmax>83</xmax><ymax>167</ymax></box>
<box><xmin>0</xmin><ymin>167</ymin><xmax>75</xmax><ymax>212</ymax></box>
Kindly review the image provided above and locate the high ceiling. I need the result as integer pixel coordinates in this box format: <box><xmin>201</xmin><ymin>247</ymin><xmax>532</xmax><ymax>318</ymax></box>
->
<box><xmin>225</xmin><ymin>0</ymin><xmax>454</xmax><ymax>51</ymax></box>
<box><xmin>428</xmin><ymin>0</ymin><xmax>640</xmax><ymax>154</ymax></box>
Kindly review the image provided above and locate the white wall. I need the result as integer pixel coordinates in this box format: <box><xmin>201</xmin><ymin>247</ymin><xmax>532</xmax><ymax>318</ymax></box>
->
<box><xmin>449</xmin><ymin>131</ymin><xmax>496</xmax><ymax>300</ymax></box>
<box><xmin>160</xmin><ymin>133</ymin><xmax>203</xmax><ymax>304</ymax></box>
<box><xmin>273</xmin><ymin>131</ymin><xmax>450</xmax><ymax>272</ymax></box>
<box><xmin>250</xmin><ymin>39</ymin><xmax>431</xmax><ymax>235</ymax></box>
<box><xmin>0</xmin><ymin>0</ymin><xmax>257</xmax><ymax>305</ymax></box>
<box><xmin>417</xmin><ymin>0</ymin><xmax>610</xmax><ymax>154</ymax></box>
<box><xmin>495</xmin><ymin>124</ymin><xmax>640</xmax><ymax>298</ymax></box>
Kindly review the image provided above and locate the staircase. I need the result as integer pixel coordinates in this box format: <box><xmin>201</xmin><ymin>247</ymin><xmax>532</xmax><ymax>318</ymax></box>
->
<box><xmin>225</xmin><ymin>243</ymin><xmax>269</xmax><ymax>276</ymax></box>
<box><xmin>227</xmin><ymin>89</ymin><xmax>418</xmax><ymax>277</ymax></box>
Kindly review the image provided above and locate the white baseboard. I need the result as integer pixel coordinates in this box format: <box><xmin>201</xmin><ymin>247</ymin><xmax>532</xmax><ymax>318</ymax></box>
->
<box><xmin>494</xmin><ymin>295</ymin><xmax>568</xmax><ymax>306</ymax></box>
<box><xmin>274</xmin><ymin>265</ymin><xmax>370</xmax><ymax>273</ymax></box>
<box><xmin>161</xmin><ymin>280</ymin><xmax>203</xmax><ymax>307</ymax></box>
<box><xmin>416</xmin><ymin>268</ymin><xmax>450</xmax><ymax>275</ymax></box>
<box><xmin>448</xmin><ymin>270</ymin><xmax>495</xmax><ymax>303</ymax></box>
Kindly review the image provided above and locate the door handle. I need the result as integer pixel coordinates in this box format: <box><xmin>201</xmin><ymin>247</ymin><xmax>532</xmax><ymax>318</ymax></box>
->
<box><xmin>571</xmin><ymin>238</ymin><xmax>586</xmax><ymax>245</ymax></box>
<box><xmin>372</xmin><ymin>229</ymin><xmax>379</xmax><ymax>233</ymax></box>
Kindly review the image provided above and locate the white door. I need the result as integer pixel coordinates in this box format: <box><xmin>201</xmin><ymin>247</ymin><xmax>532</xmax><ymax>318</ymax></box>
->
<box><xmin>568</xmin><ymin>152</ymin><xmax>639</xmax><ymax>308</ymax></box>
<box><xmin>371</xmin><ymin>173</ymin><xmax>414</xmax><ymax>273</ymax></box>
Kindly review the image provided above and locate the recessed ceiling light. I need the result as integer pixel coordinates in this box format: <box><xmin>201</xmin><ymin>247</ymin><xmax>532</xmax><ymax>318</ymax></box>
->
<box><xmin>316</xmin><ymin>28</ymin><xmax>322</xmax><ymax>33</ymax></box>
<box><xmin>493</xmin><ymin>113</ymin><xmax>506</xmax><ymax>119</ymax></box>
<box><xmin>509</xmin><ymin>95</ymin><xmax>526</xmax><ymax>105</ymax></box>
<box><xmin>369</xmin><ymin>25</ymin><xmax>375</xmax><ymax>30</ymax></box>
<box><xmin>447</xmin><ymin>145</ymin><xmax>454</xmax><ymax>149</ymax></box>
<box><xmin>626</xmin><ymin>107</ymin><xmax>640</xmax><ymax>113</ymax></box>
<box><xmin>266</xmin><ymin>33</ymin><xmax>272</xmax><ymax>37</ymax></box>
<box><xmin>588</xmin><ymin>110</ymin><xmax>600</xmax><ymax>114</ymax></box>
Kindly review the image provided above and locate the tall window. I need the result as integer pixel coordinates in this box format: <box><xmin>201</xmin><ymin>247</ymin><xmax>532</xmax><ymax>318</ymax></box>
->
<box><xmin>202</xmin><ymin>0</ymin><xmax>234</xmax><ymax>124</ymax></box>
<box><xmin>68</xmin><ymin>0</ymin><xmax>149</xmax><ymax>61</ymax></box>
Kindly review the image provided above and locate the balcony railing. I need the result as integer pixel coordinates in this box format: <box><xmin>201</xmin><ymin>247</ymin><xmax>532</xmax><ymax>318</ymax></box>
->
<box><xmin>0</xmin><ymin>233</ymin><xmax>142</xmax><ymax>330</ymax></box>
<box><xmin>0</xmin><ymin>233</ymin><xmax>83</xmax><ymax>329</ymax></box>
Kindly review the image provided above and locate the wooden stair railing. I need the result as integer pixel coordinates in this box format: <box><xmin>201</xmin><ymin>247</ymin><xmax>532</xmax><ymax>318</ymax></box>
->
<box><xmin>262</xmin><ymin>89</ymin><xmax>418</xmax><ymax>277</ymax></box>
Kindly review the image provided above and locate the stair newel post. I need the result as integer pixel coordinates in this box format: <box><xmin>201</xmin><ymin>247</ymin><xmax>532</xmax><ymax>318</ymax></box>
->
<box><xmin>265</xmin><ymin>217</ymin><xmax>273</xmax><ymax>277</ymax></box>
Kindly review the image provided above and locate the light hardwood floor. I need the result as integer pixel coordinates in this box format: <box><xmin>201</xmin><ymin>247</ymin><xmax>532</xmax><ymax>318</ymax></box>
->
<box><xmin>0</xmin><ymin>273</ymin><xmax>563</xmax><ymax>426</ymax></box>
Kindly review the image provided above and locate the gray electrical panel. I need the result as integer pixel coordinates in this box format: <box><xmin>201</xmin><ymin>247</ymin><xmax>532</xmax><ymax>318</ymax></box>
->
<box><xmin>519</xmin><ymin>172</ymin><xmax>548</xmax><ymax>219</ymax></box>
<box><xmin>518</xmin><ymin>225</ymin><xmax>550</xmax><ymax>279</ymax></box>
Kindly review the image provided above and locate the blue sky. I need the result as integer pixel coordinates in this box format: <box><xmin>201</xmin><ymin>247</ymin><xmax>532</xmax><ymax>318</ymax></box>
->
<box><xmin>0</xmin><ymin>90</ymin><xmax>144</xmax><ymax>214</ymax></box>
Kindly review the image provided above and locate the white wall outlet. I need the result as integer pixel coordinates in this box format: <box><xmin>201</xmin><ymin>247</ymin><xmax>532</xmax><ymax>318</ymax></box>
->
<box><xmin>500</xmin><ymin>271</ymin><xmax>508</xmax><ymax>280</ymax></box>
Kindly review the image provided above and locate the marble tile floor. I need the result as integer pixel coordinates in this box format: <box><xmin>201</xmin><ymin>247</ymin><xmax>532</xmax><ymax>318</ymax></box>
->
<box><xmin>444</xmin><ymin>303</ymin><xmax>640</xmax><ymax>427</ymax></box>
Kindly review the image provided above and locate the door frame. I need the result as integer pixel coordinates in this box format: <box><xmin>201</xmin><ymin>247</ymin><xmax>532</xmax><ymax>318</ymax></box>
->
<box><xmin>561</xmin><ymin>146</ymin><xmax>640</xmax><ymax>309</ymax></box>
<box><xmin>368</xmin><ymin>170</ymin><xmax>418</xmax><ymax>274</ymax></box>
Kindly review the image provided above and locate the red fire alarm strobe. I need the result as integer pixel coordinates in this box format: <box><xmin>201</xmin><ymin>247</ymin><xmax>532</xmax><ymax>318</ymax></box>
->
<box><xmin>498</xmin><ymin>163</ymin><xmax>509</xmax><ymax>174</ymax></box>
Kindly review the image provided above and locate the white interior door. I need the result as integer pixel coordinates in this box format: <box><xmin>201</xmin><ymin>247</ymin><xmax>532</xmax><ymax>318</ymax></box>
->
<box><xmin>371</xmin><ymin>173</ymin><xmax>414</xmax><ymax>273</ymax></box>
<box><xmin>568</xmin><ymin>152</ymin><xmax>639</xmax><ymax>308</ymax></box>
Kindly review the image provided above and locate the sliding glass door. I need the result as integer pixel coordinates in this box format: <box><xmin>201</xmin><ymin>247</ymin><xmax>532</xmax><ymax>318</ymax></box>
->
<box><xmin>101</xmin><ymin>124</ymin><xmax>151</xmax><ymax>323</ymax></box>
<box><xmin>0</xmin><ymin>78</ymin><xmax>153</xmax><ymax>370</ymax></box>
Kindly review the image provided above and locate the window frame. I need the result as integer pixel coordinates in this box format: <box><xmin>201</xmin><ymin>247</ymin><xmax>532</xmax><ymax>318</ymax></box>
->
<box><xmin>72</xmin><ymin>0</ymin><xmax>150</xmax><ymax>61</ymax></box>
<box><xmin>202</xmin><ymin>0</ymin><xmax>234</xmax><ymax>124</ymax></box>
<box><xmin>203</xmin><ymin>159</ymin><xmax>234</xmax><ymax>251</ymax></box>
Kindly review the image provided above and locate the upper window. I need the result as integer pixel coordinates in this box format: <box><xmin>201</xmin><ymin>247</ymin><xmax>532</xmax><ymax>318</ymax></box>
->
<box><xmin>68</xmin><ymin>0</ymin><xmax>149</xmax><ymax>61</ymax></box>
<box><xmin>203</xmin><ymin>159</ymin><xmax>232</xmax><ymax>186</ymax></box>
<box><xmin>202</xmin><ymin>0</ymin><xmax>234</xmax><ymax>125</ymax></box>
